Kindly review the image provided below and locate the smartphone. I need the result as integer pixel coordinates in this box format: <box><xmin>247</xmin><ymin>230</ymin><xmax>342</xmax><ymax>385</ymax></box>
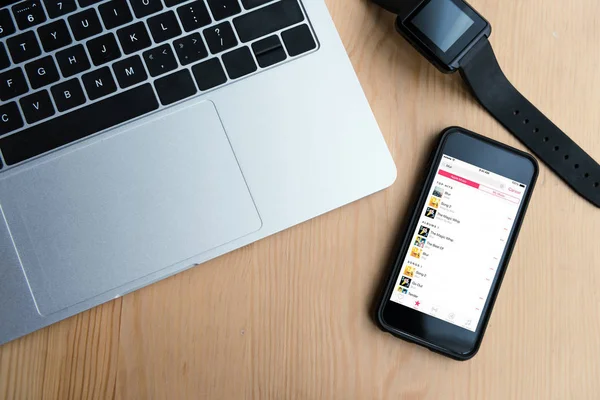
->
<box><xmin>376</xmin><ymin>127</ymin><xmax>538</xmax><ymax>360</ymax></box>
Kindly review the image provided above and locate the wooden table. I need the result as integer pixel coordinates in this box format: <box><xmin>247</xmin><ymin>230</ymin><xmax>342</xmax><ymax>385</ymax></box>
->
<box><xmin>2</xmin><ymin>0</ymin><xmax>600</xmax><ymax>398</ymax></box>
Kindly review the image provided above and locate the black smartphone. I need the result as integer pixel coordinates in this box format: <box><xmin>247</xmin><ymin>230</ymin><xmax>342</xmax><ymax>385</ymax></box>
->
<box><xmin>376</xmin><ymin>127</ymin><xmax>538</xmax><ymax>360</ymax></box>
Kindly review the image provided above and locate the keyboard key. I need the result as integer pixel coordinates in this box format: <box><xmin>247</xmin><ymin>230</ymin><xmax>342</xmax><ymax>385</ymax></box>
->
<box><xmin>19</xmin><ymin>90</ymin><xmax>55</xmax><ymax>123</ymax></box>
<box><xmin>129</xmin><ymin>0</ymin><xmax>163</xmax><ymax>18</ymax></box>
<box><xmin>143</xmin><ymin>44</ymin><xmax>177</xmax><ymax>77</ymax></box>
<box><xmin>206</xmin><ymin>0</ymin><xmax>241</xmax><ymax>20</ymax></box>
<box><xmin>87</xmin><ymin>33</ymin><xmax>121</xmax><ymax>66</ymax></box>
<box><xmin>147</xmin><ymin>11</ymin><xmax>181</xmax><ymax>43</ymax></box>
<box><xmin>0</xmin><ymin>68</ymin><xmax>28</xmax><ymax>101</ymax></box>
<box><xmin>241</xmin><ymin>0</ymin><xmax>272</xmax><ymax>9</ymax></box>
<box><xmin>191</xmin><ymin>58</ymin><xmax>226</xmax><ymax>91</ymax></box>
<box><xmin>165</xmin><ymin>0</ymin><xmax>187</xmax><ymax>6</ymax></box>
<box><xmin>7</xmin><ymin>31</ymin><xmax>42</xmax><ymax>64</ymax></box>
<box><xmin>78</xmin><ymin>0</ymin><xmax>103</xmax><ymax>6</ymax></box>
<box><xmin>233</xmin><ymin>0</ymin><xmax>303</xmax><ymax>43</ymax></box>
<box><xmin>282</xmin><ymin>24</ymin><xmax>316</xmax><ymax>57</ymax></box>
<box><xmin>43</xmin><ymin>0</ymin><xmax>77</xmax><ymax>18</ymax></box>
<box><xmin>0</xmin><ymin>43</ymin><xmax>10</xmax><ymax>70</ymax></box>
<box><xmin>154</xmin><ymin>69</ymin><xmax>197</xmax><ymax>105</ymax></box>
<box><xmin>68</xmin><ymin>8</ymin><xmax>103</xmax><ymax>41</ymax></box>
<box><xmin>117</xmin><ymin>22</ymin><xmax>152</xmax><ymax>55</ymax></box>
<box><xmin>203</xmin><ymin>22</ymin><xmax>237</xmax><ymax>54</ymax></box>
<box><xmin>12</xmin><ymin>0</ymin><xmax>47</xmax><ymax>30</ymax></box>
<box><xmin>0</xmin><ymin>9</ymin><xmax>16</xmax><ymax>39</ymax></box>
<box><xmin>56</xmin><ymin>44</ymin><xmax>91</xmax><ymax>77</ymax></box>
<box><xmin>113</xmin><ymin>55</ymin><xmax>147</xmax><ymax>88</ymax></box>
<box><xmin>51</xmin><ymin>78</ymin><xmax>85</xmax><ymax>111</ymax></box>
<box><xmin>25</xmin><ymin>56</ymin><xmax>60</xmax><ymax>89</ymax></box>
<box><xmin>177</xmin><ymin>1</ymin><xmax>211</xmax><ymax>32</ymax></box>
<box><xmin>174</xmin><ymin>33</ymin><xmax>207</xmax><ymax>65</ymax></box>
<box><xmin>222</xmin><ymin>46</ymin><xmax>256</xmax><ymax>79</ymax></box>
<box><xmin>0</xmin><ymin>102</ymin><xmax>24</xmax><ymax>136</ymax></box>
<box><xmin>0</xmin><ymin>84</ymin><xmax>159</xmax><ymax>165</ymax></box>
<box><xmin>37</xmin><ymin>19</ymin><xmax>73</xmax><ymax>52</ymax></box>
<box><xmin>82</xmin><ymin>67</ymin><xmax>117</xmax><ymax>100</ymax></box>
<box><xmin>99</xmin><ymin>0</ymin><xmax>133</xmax><ymax>30</ymax></box>
<box><xmin>252</xmin><ymin>35</ymin><xmax>286</xmax><ymax>68</ymax></box>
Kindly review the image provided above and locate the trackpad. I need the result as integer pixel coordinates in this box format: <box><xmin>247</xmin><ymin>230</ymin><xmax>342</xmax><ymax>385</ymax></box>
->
<box><xmin>0</xmin><ymin>101</ymin><xmax>261</xmax><ymax>316</ymax></box>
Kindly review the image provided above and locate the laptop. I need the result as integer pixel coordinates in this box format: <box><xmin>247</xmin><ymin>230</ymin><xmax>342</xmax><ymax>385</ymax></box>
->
<box><xmin>0</xmin><ymin>0</ymin><xmax>396</xmax><ymax>345</ymax></box>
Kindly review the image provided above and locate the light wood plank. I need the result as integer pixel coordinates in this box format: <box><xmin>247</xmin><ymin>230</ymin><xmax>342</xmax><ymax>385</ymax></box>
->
<box><xmin>1</xmin><ymin>0</ymin><xmax>599</xmax><ymax>398</ymax></box>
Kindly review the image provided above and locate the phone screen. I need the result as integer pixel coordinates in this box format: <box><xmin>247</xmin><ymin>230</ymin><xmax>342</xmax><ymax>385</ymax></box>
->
<box><xmin>389</xmin><ymin>154</ymin><xmax>527</xmax><ymax>332</ymax></box>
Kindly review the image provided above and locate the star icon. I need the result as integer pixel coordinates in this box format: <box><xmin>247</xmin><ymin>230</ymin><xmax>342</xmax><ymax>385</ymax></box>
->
<box><xmin>415</xmin><ymin>301</ymin><xmax>420</xmax><ymax>307</ymax></box>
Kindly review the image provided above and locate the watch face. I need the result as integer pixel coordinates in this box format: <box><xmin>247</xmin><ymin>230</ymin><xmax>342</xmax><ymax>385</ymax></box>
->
<box><xmin>402</xmin><ymin>0</ymin><xmax>489</xmax><ymax>68</ymax></box>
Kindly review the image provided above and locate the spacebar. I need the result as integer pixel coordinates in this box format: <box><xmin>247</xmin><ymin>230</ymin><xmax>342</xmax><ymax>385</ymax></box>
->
<box><xmin>0</xmin><ymin>84</ymin><xmax>159</xmax><ymax>166</ymax></box>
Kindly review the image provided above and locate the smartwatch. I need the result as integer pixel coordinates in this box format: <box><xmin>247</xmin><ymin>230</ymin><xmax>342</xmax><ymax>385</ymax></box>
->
<box><xmin>372</xmin><ymin>0</ymin><xmax>600</xmax><ymax>208</ymax></box>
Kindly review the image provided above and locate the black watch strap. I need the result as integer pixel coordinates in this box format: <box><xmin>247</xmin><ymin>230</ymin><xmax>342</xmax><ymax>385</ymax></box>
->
<box><xmin>371</xmin><ymin>0</ymin><xmax>421</xmax><ymax>18</ymax></box>
<box><xmin>459</xmin><ymin>37</ymin><xmax>600</xmax><ymax>207</ymax></box>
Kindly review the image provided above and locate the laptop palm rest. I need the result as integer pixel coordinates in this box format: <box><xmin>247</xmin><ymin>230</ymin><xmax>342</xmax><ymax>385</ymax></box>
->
<box><xmin>0</xmin><ymin>100</ymin><xmax>262</xmax><ymax>316</ymax></box>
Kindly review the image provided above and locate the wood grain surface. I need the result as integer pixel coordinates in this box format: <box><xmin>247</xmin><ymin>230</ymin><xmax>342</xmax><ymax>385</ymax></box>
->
<box><xmin>2</xmin><ymin>0</ymin><xmax>600</xmax><ymax>398</ymax></box>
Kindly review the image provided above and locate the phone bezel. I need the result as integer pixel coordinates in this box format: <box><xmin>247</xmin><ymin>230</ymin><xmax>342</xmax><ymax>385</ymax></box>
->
<box><xmin>377</xmin><ymin>127</ymin><xmax>538</xmax><ymax>360</ymax></box>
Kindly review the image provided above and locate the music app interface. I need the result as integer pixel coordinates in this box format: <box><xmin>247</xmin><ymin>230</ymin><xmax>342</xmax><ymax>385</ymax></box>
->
<box><xmin>390</xmin><ymin>155</ymin><xmax>526</xmax><ymax>331</ymax></box>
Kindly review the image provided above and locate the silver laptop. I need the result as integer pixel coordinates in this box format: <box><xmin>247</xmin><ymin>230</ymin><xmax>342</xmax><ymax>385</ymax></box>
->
<box><xmin>0</xmin><ymin>0</ymin><xmax>396</xmax><ymax>344</ymax></box>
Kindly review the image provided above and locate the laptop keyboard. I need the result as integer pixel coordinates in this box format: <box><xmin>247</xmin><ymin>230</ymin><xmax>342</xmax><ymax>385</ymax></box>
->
<box><xmin>0</xmin><ymin>0</ymin><xmax>317</xmax><ymax>168</ymax></box>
